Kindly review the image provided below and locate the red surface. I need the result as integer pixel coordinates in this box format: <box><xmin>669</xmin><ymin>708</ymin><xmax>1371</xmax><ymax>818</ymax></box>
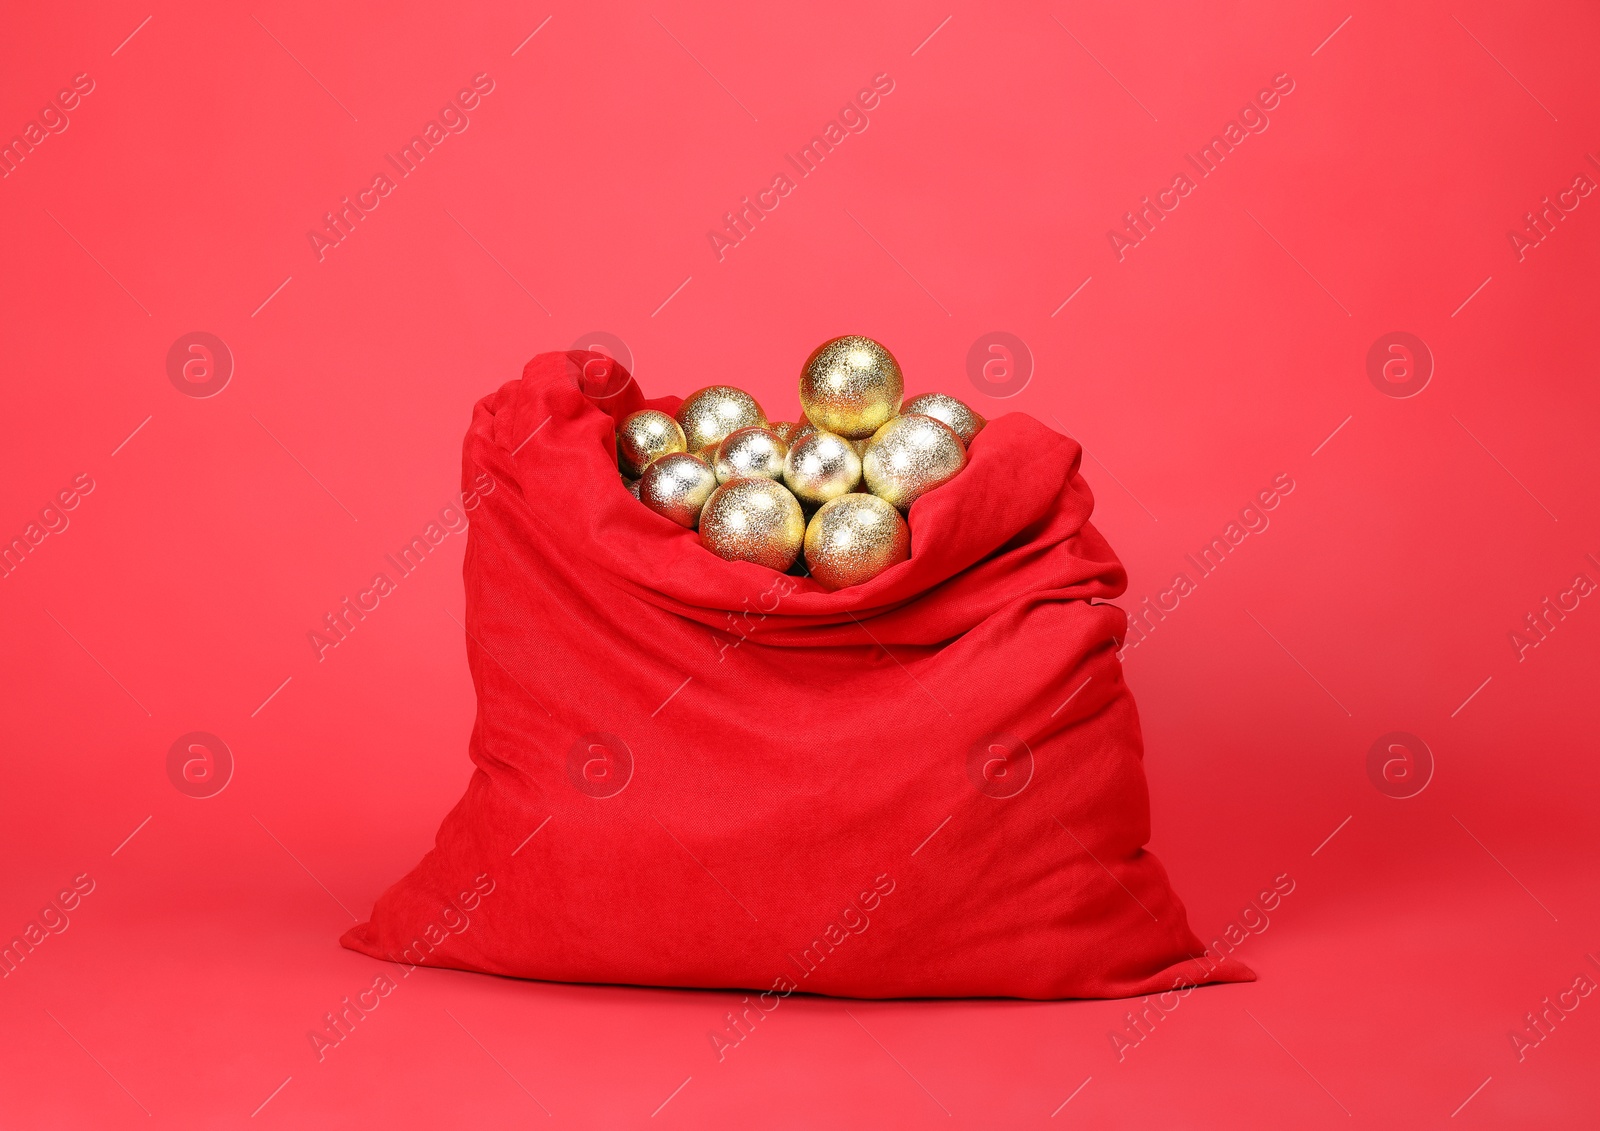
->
<box><xmin>342</xmin><ymin>353</ymin><xmax>1256</xmax><ymax>1001</ymax></box>
<box><xmin>2</xmin><ymin>0</ymin><xmax>1598</xmax><ymax>1126</ymax></box>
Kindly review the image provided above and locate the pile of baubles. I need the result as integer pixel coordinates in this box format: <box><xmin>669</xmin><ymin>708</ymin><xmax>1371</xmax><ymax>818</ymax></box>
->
<box><xmin>619</xmin><ymin>335</ymin><xmax>983</xmax><ymax>590</ymax></box>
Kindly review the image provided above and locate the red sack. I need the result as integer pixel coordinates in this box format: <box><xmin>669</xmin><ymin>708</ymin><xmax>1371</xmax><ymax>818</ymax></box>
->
<box><xmin>341</xmin><ymin>351</ymin><xmax>1254</xmax><ymax>1000</ymax></box>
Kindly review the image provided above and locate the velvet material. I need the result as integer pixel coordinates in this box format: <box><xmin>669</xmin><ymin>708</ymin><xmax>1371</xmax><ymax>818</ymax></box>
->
<box><xmin>341</xmin><ymin>352</ymin><xmax>1254</xmax><ymax>999</ymax></box>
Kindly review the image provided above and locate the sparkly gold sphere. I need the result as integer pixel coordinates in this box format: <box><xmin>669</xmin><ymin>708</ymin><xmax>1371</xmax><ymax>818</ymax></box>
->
<box><xmin>698</xmin><ymin>478</ymin><xmax>804</xmax><ymax>571</ymax></box>
<box><xmin>675</xmin><ymin>386</ymin><xmax>768</xmax><ymax>452</ymax></box>
<box><xmin>862</xmin><ymin>414</ymin><xmax>967</xmax><ymax>510</ymax></box>
<box><xmin>616</xmin><ymin>410</ymin><xmax>687</xmax><ymax>478</ymax></box>
<box><xmin>639</xmin><ymin>452</ymin><xmax>718</xmax><ymax>528</ymax></box>
<box><xmin>803</xmin><ymin>494</ymin><xmax>910</xmax><ymax>590</ymax></box>
<box><xmin>902</xmin><ymin>393</ymin><xmax>986</xmax><ymax>446</ymax></box>
<box><xmin>783</xmin><ymin>431</ymin><xmax>862</xmax><ymax>507</ymax></box>
<box><xmin>714</xmin><ymin>426</ymin><xmax>788</xmax><ymax>483</ymax></box>
<box><xmin>798</xmin><ymin>336</ymin><xmax>904</xmax><ymax>439</ymax></box>
<box><xmin>769</xmin><ymin>421</ymin><xmax>807</xmax><ymax>445</ymax></box>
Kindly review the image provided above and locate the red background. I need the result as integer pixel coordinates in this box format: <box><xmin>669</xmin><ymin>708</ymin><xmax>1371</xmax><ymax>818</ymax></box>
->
<box><xmin>3</xmin><ymin>1</ymin><xmax>1598</xmax><ymax>1126</ymax></box>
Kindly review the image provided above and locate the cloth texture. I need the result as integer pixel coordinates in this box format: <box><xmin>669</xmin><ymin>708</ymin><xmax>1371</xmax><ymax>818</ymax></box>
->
<box><xmin>341</xmin><ymin>351</ymin><xmax>1254</xmax><ymax>1000</ymax></box>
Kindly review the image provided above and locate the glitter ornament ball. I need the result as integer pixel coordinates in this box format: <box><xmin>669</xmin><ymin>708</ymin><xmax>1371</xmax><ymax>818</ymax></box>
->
<box><xmin>622</xmin><ymin>475</ymin><xmax>642</xmax><ymax>499</ymax></box>
<box><xmin>639</xmin><ymin>452</ymin><xmax>718</xmax><ymax>528</ymax></box>
<box><xmin>783</xmin><ymin>431</ymin><xmax>862</xmax><ymax>507</ymax></box>
<box><xmin>863</xmin><ymin>414</ymin><xmax>967</xmax><ymax>510</ymax></box>
<box><xmin>901</xmin><ymin>393</ymin><xmax>986</xmax><ymax>446</ymax></box>
<box><xmin>803</xmin><ymin>494</ymin><xmax>910</xmax><ymax>590</ymax></box>
<box><xmin>616</xmin><ymin>410</ymin><xmax>687</xmax><ymax>478</ymax></box>
<box><xmin>698</xmin><ymin>478</ymin><xmax>805</xmax><ymax>571</ymax></box>
<box><xmin>798</xmin><ymin>336</ymin><xmax>904</xmax><ymax>439</ymax></box>
<box><xmin>675</xmin><ymin>386</ymin><xmax>768</xmax><ymax>452</ymax></box>
<box><xmin>713</xmin><ymin>426</ymin><xmax>788</xmax><ymax>483</ymax></box>
<box><xmin>768</xmin><ymin>421</ymin><xmax>806</xmax><ymax>445</ymax></box>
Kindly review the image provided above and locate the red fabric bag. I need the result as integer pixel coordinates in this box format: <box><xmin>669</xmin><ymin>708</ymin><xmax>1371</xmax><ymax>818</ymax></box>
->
<box><xmin>341</xmin><ymin>351</ymin><xmax>1254</xmax><ymax>1000</ymax></box>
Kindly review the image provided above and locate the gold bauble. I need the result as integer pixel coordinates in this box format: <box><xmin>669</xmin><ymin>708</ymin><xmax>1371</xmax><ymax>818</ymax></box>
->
<box><xmin>714</xmin><ymin>426</ymin><xmax>788</xmax><ymax>483</ymax></box>
<box><xmin>902</xmin><ymin>393</ymin><xmax>986</xmax><ymax>445</ymax></box>
<box><xmin>616</xmin><ymin>410</ymin><xmax>687</xmax><ymax>478</ymax></box>
<box><xmin>798</xmin><ymin>336</ymin><xmax>904</xmax><ymax>439</ymax></box>
<box><xmin>675</xmin><ymin>386</ymin><xmax>768</xmax><ymax>452</ymax></box>
<box><xmin>803</xmin><ymin>494</ymin><xmax>910</xmax><ymax>590</ymax></box>
<box><xmin>768</xmin><ymin>421</ymin><xmax>799</xmax><ymax>444</ymax></box>
<box><xmin>849</xmin><ymin>439</ymin><xmax>871</xmax><ymax>492</ymax></box>
<box><xmin>783</xmin><ymin>431</ymin><xmax>862</xmax><ymax>507</ymax></box>
<box><xmin>698</xmin><ymin>478</ymin><xmax>804</xmax><ymax>571</ymax></box>
<box><xmin>639</xmin><ymin>452</ymin><xmax>718</xmax><ymax>528</ymax></box>
<box><xmin>862</xmin><ymin>414</ymin><xmax>967</xmax><ymax>510</ymax></box>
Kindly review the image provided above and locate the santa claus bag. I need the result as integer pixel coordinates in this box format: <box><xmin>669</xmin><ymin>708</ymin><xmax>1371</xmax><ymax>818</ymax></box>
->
<box><xmin>340</xmin><ymin>351</ymin><xmax>1254</xmax><ymax>1000</ymax></box>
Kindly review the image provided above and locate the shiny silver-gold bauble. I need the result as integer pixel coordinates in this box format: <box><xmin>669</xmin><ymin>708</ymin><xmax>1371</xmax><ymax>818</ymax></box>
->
<box><xmin>848</xmin><ymin>439</ymin><xmax>871</xmax><ymax>490</ymax></box>
<box><xmin>698</xmin><ymin>478</ymin><xmax>805</xmax><ymax>571</ymax></box>
<box><xmin>675</xmin><ymin>386</ymin><xmax>767</xmax><ymax>452</ymax></box>
<box><xmin>768</xmin><ymin>421</ymin><xmax>804</xmax><ymax>445</ymax></box>
<box><xmin>616</xmin><ymin>410</ymin><xmax>687</xmax><ymax>478</ymax></box>
<box><xmin>783</xmin><ymin>430</ymin><xmax>862</xmax><ymax>507</ymax></box>
<box><xmin>623</xmin><ymin>475</ymin><xmax>642</xmax><ymax>500</ymax></box>
<box><xmin>863</xmin><ymin>414</ymin><xmax>967</xmax><ymax>510</ymax></box>
<box><xmin>902</xmin><ymin>393</ymin><xmax>985</xmax><ymax>446</ymax></box>
<box><xmin>639</xmin><ymin>452</ymin><xmax>718</xmax><ymax>528</ymax></box>
<box><xmin>798</xmin><ymin>336</ymin><xmax>904</xmax><ymax>439</ymax></box>
<box><xmin>803</xmin><ymin>494</ymin><xmax>911</xmax><ymax>590</ymax></box>
<box><xmin>714</xmin><ymin>426</ymin><xmax>788</xmax><ymax>483</ymax></box>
